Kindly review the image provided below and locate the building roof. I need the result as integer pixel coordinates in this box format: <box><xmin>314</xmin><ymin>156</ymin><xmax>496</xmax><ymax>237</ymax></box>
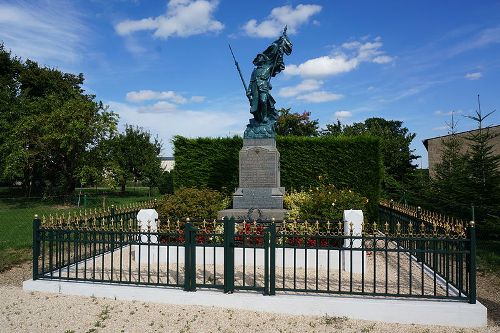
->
<box><xmin>422</xmin><ymin>124</ymin><xmax>500</xmax><ymax>150</ymax></box>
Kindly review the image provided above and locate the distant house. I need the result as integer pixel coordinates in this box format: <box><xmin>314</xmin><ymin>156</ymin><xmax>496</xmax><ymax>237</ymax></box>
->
<box><xmin>423</xmin><ymin>125</ymin><xmax>500</xmax><ymax>178</ymax></box>
<box><xmin>159</xmin><ymin>157</ymin><xmax>175</xmax><ymax>172</ymax></box>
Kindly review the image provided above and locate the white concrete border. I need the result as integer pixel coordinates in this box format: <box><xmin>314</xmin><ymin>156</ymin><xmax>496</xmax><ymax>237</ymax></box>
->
<box><xmin>23</xmin><ymin>279</ymin><xmax>487</xmax><ymax>328</ymax></box>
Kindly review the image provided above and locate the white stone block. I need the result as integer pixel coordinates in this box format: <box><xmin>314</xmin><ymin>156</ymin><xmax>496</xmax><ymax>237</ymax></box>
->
<box><xmin>135</xmin><ymin>209</ymin><xmax>159</xmax><ymax>263</ymax></box>
<box><xmin>137</xmin><ymin>209</ymin><xmax>158</xmax><ymax>232</ymax></box>
<box><xmin>342</xmin><ymin>210</ymin><xmax>366</xmax><ymax>274</ymax></box>
<box><xmin>22</xmin><ymin>279</ymin><xmax>488</xmax><ymax>327</ymax></box>
<box><xmin>137</xmin><ymin>209</ymin><xmax>158</xmax><ymax>243</ymax></box>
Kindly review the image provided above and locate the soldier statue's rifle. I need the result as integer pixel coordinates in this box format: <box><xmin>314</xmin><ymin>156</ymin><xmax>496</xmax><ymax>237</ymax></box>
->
<box><xmin>228</xmin><ymin>44</ymin><xmax>250</xmax><ymax>102</ymax></box>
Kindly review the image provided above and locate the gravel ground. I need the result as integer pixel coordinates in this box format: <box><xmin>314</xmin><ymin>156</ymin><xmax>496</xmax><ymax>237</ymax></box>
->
<box><xmin>0</xmin><ymin>261</ymin><xmax>499</xmax><ymax>333</ymax></box>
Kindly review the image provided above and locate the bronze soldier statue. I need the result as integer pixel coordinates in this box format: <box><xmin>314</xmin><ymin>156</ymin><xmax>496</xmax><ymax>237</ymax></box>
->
<box><xmin>230</xmin><ymin>27</ymin><xmax>292</xmax><ymax>138</ymax></box>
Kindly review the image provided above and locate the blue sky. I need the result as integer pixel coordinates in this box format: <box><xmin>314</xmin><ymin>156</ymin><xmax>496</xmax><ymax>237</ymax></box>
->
<box><xmin>1</xmin><ymin>0</ymin><xmax>499</xmax><ymax>167</ymax></box>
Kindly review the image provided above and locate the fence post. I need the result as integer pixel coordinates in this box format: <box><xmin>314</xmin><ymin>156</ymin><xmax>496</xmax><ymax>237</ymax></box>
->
<box><xmin>110</xmin><ymin>205</ymin><xmax>116</xmax><ymax>249</ymax></box>
<box><xmin>32</xmin><ymin>215</ymin><xmax>41</xmax><ymax>280</ymax></box>
<box><xmin>184</xmin><ymin>220</ymin><xmax>196</xmax><ymax>291</ymax></box>
<box><xmin>264</xmin><ymin>228</ymin><xmax>269</xmax><ymax>295</ymax></box>
<box><xmin>469</xmin><ymin>220</ymin><xmax>477</xmax><ymax>304</ymax></box>
<box><xmin>389</xmin><ymin>200</ymin><xmax>394</xmax><ymax>229</ymax></box>
<box><xmin>269</xmin><ymin>221</ymin><xmax>276</xmax><ymax>296</ymax></box>
<box><xmin>224</xmin><ymin>217</ymin><xmax>235</xmax><ymax>294</ymax></box>
<box><xmin>416</xmin><ymin>206</ymin><xmax>423</xmax><ymax>262</ymax></box>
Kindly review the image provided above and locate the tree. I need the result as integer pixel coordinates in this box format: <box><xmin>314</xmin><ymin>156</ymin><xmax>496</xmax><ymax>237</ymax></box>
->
<box><xmin>428</xmin><ymin>97</ymin><xmax>499</xmax><ymax>231</ymax></box>
<box><xmin>432</xmin><ymin>112</ymin><xmax>469</xmax><ymax>215</ymax></box>
<box><xmin>321</xmin><ymin>120</ymin><xmax>343</xmax><ymax>136</ymax></box>
<box><xmin>276</xmin><ymin>108</ymin><xmax>319</xmax><ymax>136</ymax></box>
<box><xmin>463</xmin><ymin>96</ymin><xmax>500</xmax><ymax>223</ymax></box>
<box><xmin>324</xmin><ymin>118</ymin><xmax>418</xmax><ymax>183</ymax></box>
<box><xmin>108</xmin><ymin>125</ymin><xmax>163</xmax><ymax>193</ymax></box>
<box><xmin>0</xmin><ymin>45</ymin><xmax>23</xmax><ymax>184</ymax></box>
<box><xmin>158</xmin><ymin>171</ymin><xmax>174</xmax><ymax>195</ymax></box>
<box><xmin>0</xmin><ymin>45</ymin><xmax>118</xmax><ymax>195</ymax></box>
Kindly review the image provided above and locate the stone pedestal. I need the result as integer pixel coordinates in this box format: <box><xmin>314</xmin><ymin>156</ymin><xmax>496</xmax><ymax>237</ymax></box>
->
<box><xmin>218</xmin><ymin>138</ymin><xmax>287</xmax><ymax>220</ymax></box>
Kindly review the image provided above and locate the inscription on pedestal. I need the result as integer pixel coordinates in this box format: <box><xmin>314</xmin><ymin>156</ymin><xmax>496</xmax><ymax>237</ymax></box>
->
<box><xmin>239</xmin><ymin>147</ymin><xmax>279</xmax><ymax>188</ymax></box>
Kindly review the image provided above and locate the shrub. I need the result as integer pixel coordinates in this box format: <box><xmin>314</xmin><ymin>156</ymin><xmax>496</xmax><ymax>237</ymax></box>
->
<box><xmin>158</xmin><ymin>187</ymin><xmax>229</xmax><ymax>220</ymax></box>
<box><xmin>284</xmin><ymin>179</ymin><xmax>368</xmax><ymax>220</ymax></box>
<box><xmin>283</xmin><ymin>190</ymin><xmax>309</xmax><ymax>219</ymax></box>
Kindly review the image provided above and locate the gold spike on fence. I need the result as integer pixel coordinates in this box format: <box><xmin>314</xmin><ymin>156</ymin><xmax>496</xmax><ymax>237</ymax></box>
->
<box><xmin>379</xmin><ymin>199</ymin><xmax>467</xmax><ymax>237</ymax></box>
<box><xmin>420</xmin><ymin>222</ymin><xmax>425</xmax><ymax>236</ymax></box>
<box><xmin>280</xmin><ymin>220</ymin><xmax>287</xmax><ymax>234</ymax></box>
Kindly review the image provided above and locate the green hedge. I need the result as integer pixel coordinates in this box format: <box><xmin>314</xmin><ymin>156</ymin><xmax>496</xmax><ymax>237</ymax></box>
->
<box><xmin>172</xmin><ymin>135</ymin><xmax>382</xmax><ymax>219</ymax></box>
<box><xmin>172</xmin><ymin>136</ymin><xmax>242</xmax><ymax>193</ymax></box>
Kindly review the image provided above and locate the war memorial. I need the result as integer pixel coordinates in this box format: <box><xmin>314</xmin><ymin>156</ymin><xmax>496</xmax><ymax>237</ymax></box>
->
<box><xmin>219</xmin><ymin>27</ymin><xmax>292</xmax><ymax>221</ymax></box>
<box><xmin>23</xmin><ymin>28</ymin><xmax>487</xmax><ymax>328</ymax></box>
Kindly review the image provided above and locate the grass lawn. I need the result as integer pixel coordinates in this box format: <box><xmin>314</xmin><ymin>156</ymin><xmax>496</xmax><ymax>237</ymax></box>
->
<box><xmin>0</xmin><ymin>186</ymin><xmax>161</xmax><ymax>271</ymax></box>
<box><xmin>477</xmin><ymin>239</ymin><xmax>500</xmax><ymax>273</ymax></box>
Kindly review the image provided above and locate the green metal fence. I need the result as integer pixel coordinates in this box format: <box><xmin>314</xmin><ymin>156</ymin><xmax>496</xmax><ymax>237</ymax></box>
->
<box><xmin>32</xmin><ymin>205</ymin><xmax>476</xmax><ymax>303</ymax></box>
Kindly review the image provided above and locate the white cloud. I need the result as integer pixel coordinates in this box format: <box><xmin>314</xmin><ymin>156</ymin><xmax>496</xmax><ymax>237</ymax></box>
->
<box><xmin>465</xmin><ymin>72</ymin><xmax>482</xmax><ymax>80</ymax></box>
<box><xmin>373</xmin><ymin>55</ymin><xmax>393</xmax><ymax>64</ymax></box>
<box><xmin>357</xmin><ymin>41</ymin><xmax>383</xmax><ymax>60</ymax></box>
<box><xmin>0</xmin><ymin>1</ymin><xmax>86</xmax><ymax>65</ymax></box>
<box><xmin>122</xmin><ymin>36</ymin><xmax>148</xmax><ymax>55</ymax></box>
<box><xmin>449</xmin><ymin>26</ymin><xmax>500</xmax><ymax>56</ymax></box>
<box><xmin>286</xmin><ymin>37</ymin><xmax>393</xmax><ymax>78</ymax></box>
<box><xmin>190</xmin><ymin>95</ymin><xmax>206</xmax><ymax>102</ymax></box>
<box><xmin>278</xmin><ymin>79</ymin><xmax>322</xmax><ymax>97</ymax></box>
<box><xmin>115</xmin><ymin>0</ymin><xmax>224</xmax><ymax>39</ymax></box>
<box><xmin>108</xmin><ymin>100</ymin><xmax>247</xmax><ymax>154</ymax></box>
<box><xmin>341</xmin><ymin>41</ymin><xmax>361</xmax><ymax>49</ymax></box>
<box><xmin>296</xmin><ymin>91</ymin><xmax>343</xmax><ymax>103</ymax></box>
<box><xmin>434</xmin><ymin>110</ymin><xmax>463</xmax><ymax>116</ymax></box>
<box><xmin>279</xmin><ymin>79</ymin><xmax>342</xmax><ymax>104</ymax></box>
<box><xmin>136</xmin><ymin>101</ymin><xmax>178</xmax><ymax>113</ymax></box>
<box><xmin>286</xmin><ymin>56</ymin><xmax>359</xmax><ymax>78</ymax></box>
<box><xmin>243</xmin><ymin>4</ymin><xmax>321</xmax><ymax>38</ymax></box>
<box><xmin>334</xmin><ymin>110</ymin><xmax>352</xmax><ymax>119</ymax></box>
<box><xmin>126</xmin><ymin>90</ymin><xmax>188</xmax><ymax>104</ymax></box>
